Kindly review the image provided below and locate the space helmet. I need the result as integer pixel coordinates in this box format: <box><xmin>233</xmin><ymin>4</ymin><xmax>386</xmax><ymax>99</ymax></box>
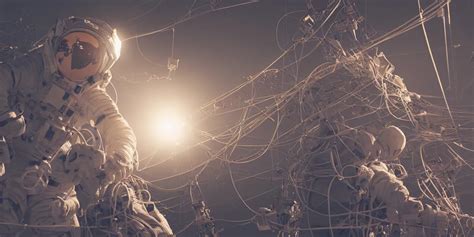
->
<box><xmin>374</xmin><ymin>125</ymin><xmax>406</xmax><ymax>161</ymax></box>
<box><xmin>44</xmin><ymin>16</ymin><xmax>121</xmax><ymax>83</ymax></box>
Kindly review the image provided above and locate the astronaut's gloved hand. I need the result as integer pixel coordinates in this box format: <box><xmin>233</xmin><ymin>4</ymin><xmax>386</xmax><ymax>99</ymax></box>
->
<box><xmin>51</xmin><ymin>196</ymin><xmax>80</xmax><ymax>220</ymax></box>
<box><xmin>0</xmin><ymin>111</ymin><xmax>26</xmax><ymax>138</ymax></box>
<box><xmin>77</xmin><ymin>176</ymin><xmax>102</xmax><ymax>209</ymax></box>
<box><xmin>64</xmin><ymin>144</ymin><xmax>105</xmax><ymax>184</ymax></box>
<box><xmin>129</xmin><ymin>201</ymin><xmax>174</xmax><ymax>236</ymax></box>
<box><xmin>51</xmin><ymin>199</ymin><xmax>68</xmax><ymax>219</ymax></box>
<box><xmin>102</xmin><ymin>152</ymin><xmax>135</xmax><ymax>184</ymax></box>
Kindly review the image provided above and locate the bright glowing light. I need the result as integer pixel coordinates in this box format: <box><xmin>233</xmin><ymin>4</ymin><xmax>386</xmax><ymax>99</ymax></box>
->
<box><xmin>153</xmin><ymin>109</ymin><xmax>186</xmax><ymax>145</ymax></box>
<box><xmin>112</xmin><ymin>29</ymin><xmax>121</xmax><ymax>59</ymax></box>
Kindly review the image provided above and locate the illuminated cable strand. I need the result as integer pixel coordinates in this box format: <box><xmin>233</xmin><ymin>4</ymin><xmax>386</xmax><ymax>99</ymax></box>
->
<box><xmin>417</xmin><ymin>0</ymin><xmax>457</xmax><ymax>134</ymax></box>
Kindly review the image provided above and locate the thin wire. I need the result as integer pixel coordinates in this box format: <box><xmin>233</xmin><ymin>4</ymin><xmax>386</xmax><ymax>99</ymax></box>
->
<box><xmin>123</xmin><ymin>1</ymin><xmax>260</xmax><ymax>41</ymax></box>
<box><xmin>122</xmin><ymin>0</ymin><xmax>165</xmax><ymax>25</ymax></box>
<box><xmin>441</xmin><ymin>8</ymin><xmax>452</xmax><ymax>90</ymax></box>
<box><xmin>109</xmin><ymin>81</ymin><xmax>119</xmax><ymax>104</ymax></box>
<box><xmin>417</xmin><ymin>0</ymin><xmax>457</xmax><ymax>135</ymax></box>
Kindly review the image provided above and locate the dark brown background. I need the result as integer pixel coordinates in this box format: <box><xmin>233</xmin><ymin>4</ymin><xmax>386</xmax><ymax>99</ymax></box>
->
<box><xmin>0</xmin><ymin>0</ymin><xmax>472</xmax><ymax>236</ymax></box>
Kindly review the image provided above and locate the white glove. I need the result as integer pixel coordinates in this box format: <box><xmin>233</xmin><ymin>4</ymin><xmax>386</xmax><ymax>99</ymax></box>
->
<box><xmin>102</xmin><ymin>152</ymin><xmax>134</xmax><ymax>184</ymax></box>
<box><xmin>0</xmin><ymin>111</ymin><xmax>26</xmax><ymax>138</ymax></box>
<box><xmin>64</xmin><ymin>144</ymin><xmax>105</xmax><ymax>184</ymax></box>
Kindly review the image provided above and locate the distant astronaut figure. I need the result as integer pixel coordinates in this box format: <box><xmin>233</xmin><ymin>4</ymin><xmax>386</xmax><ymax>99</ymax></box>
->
<box><xmin>0</xmin><ymin>17</ymin><xmax>171</xmax><ymax>236</ymax></box>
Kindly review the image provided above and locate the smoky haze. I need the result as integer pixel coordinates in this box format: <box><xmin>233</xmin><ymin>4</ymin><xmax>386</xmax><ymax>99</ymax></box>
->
<box><xmin>0</xmin><ymin>0</ymin><xmax>472</xmax><ymax>236</ymax></box>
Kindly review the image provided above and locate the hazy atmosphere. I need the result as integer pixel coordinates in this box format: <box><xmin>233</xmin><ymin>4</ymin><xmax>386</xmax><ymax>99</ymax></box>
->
<box><xmin>0</xmin><ymin>0</ymin><xmax>472</xmax><ymax>236</ymax></box>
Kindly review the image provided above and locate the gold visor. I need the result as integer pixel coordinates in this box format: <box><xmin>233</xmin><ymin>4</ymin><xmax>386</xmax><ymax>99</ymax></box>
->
<box><xmin>55</xmin><ymin>31</ymin><xmax>105</xmax><ymax>82</ymax></box>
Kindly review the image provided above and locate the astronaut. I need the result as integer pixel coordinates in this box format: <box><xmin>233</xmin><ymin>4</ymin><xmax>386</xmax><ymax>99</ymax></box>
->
<box><xmin>0</xmin><ymin>17</ymin><xmax>171</xmax><ymax>236</ymax></box>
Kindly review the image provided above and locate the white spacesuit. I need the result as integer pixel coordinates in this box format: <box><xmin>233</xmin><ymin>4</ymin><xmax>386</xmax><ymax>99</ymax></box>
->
<box><xmin>0</xmin><ymin>17</ymin><xmax>140</xmax><ymax>235</ymax></box>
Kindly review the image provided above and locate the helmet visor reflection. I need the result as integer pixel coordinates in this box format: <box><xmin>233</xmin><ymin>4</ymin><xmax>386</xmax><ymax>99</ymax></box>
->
<box><xmin>55</xmin><ymin>31</ymin><xmax>105</xmax><ymax>82</ymax></box>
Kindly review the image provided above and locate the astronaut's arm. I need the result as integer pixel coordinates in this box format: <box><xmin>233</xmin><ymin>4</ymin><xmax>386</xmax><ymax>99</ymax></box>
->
<box><xmin>0</xmin><ymin>63</ymin><xmax>25</xmax><ymax>138</ymax></box>
<box><xmin>80</xmin><ymin>86</ymin><xmax>137</xmax><ymax>181</ymax></box>
<box><xmin>0</xmin><ymin>53</ymin><xmax>43</xmax><ymax>138</ymax></box>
